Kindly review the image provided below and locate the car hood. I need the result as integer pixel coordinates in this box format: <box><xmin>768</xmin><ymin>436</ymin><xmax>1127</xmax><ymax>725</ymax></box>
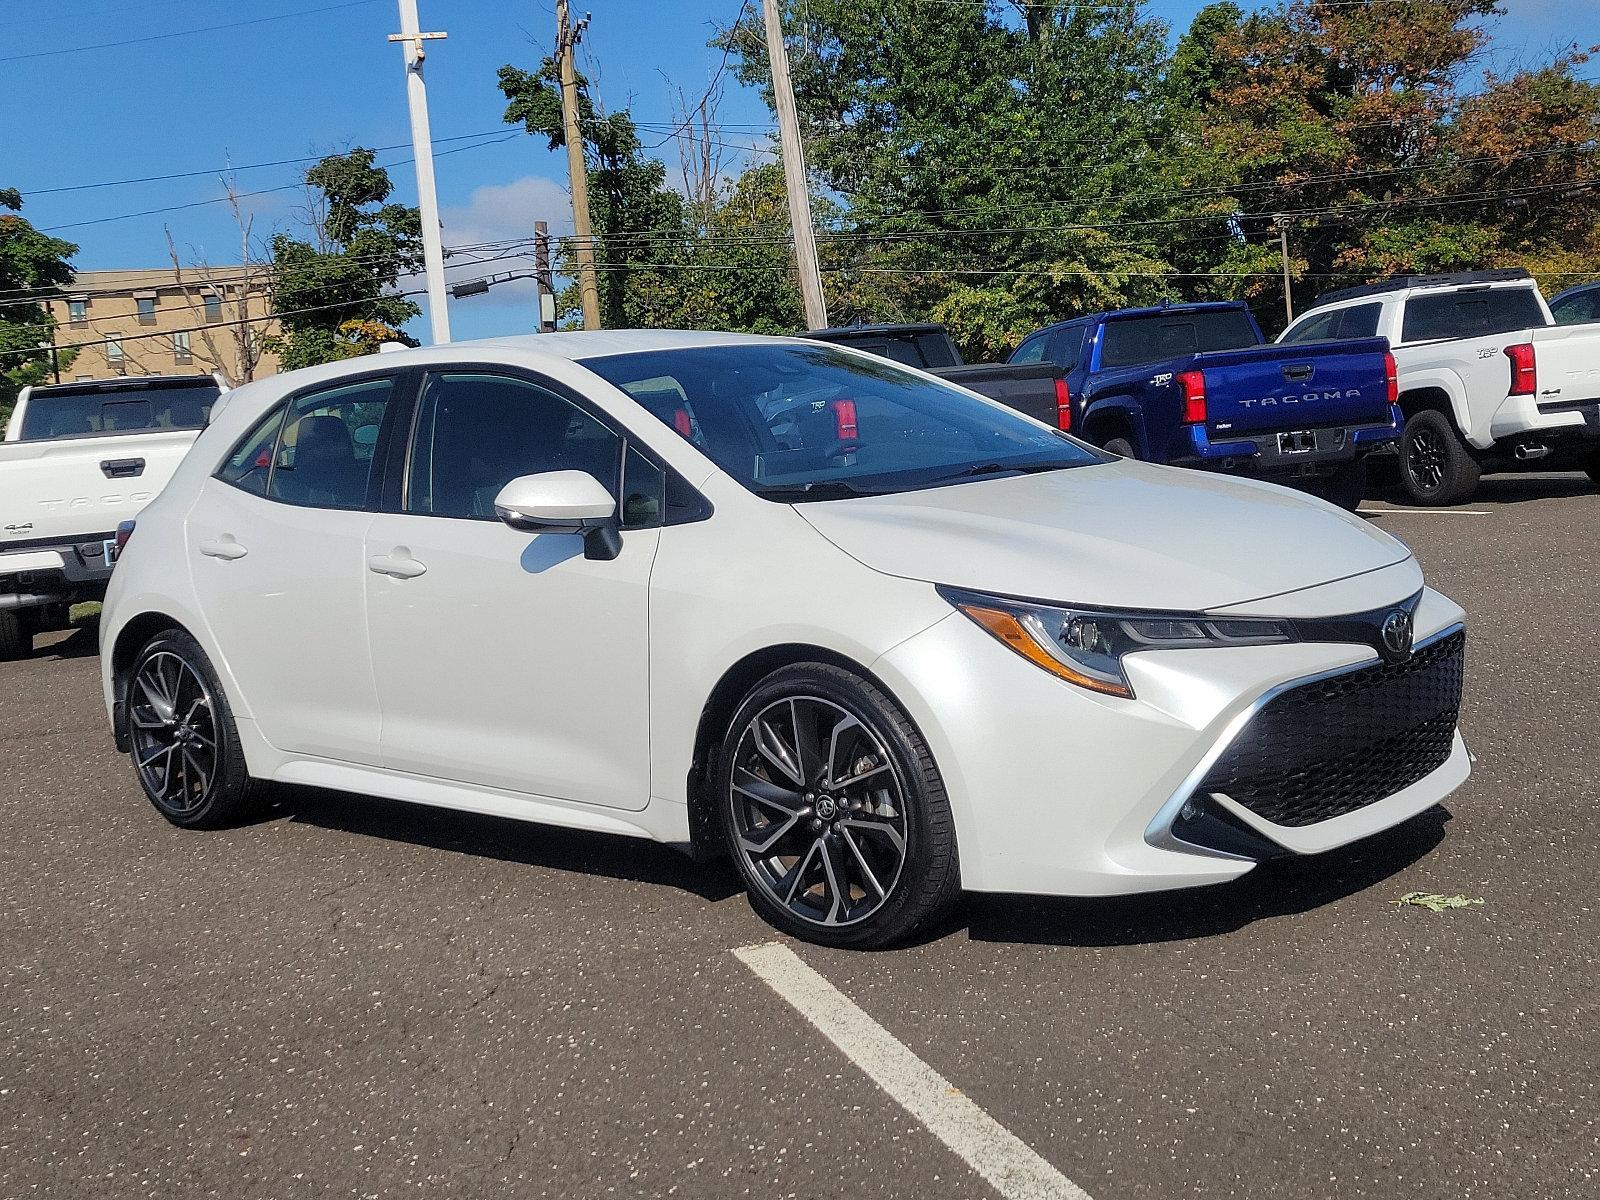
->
<box><xmin>795</xmin><ymin>459</ymin><xmax>1412</xmax><ymax>612</ymax></box>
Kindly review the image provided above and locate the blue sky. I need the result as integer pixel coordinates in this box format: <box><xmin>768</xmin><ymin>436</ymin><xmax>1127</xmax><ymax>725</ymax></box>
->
<box><xmin>4</xmin><ymin>0</ymin><xmax>1594</xmax><ymax>343</ymax></box>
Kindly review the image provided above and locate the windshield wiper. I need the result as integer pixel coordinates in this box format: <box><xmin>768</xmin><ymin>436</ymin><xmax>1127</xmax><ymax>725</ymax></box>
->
<box><xmin>933</xmin><ymin>459</ymin><xmax>1078</xmax><ymax>483</ymax></box>
<box><xmin>759</xmin><ymin>479</ymin><xmax>882</xmax><ymax>502</ymax></box>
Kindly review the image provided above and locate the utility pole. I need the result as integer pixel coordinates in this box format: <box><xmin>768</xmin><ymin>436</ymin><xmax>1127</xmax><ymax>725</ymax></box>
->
<box><xmin>762</xmin><ymin>0</ymin><xmax>828</xmax><ymax>329</ymax></box>
<box><xmin>389</xmin><ymin>0</ymin><xmax>451</xmax><ymax>344</ymax></box>
<box><xmin>534</xmin><ymin>220</ymin><xmax>557</xmax><ymax>332</ymax></box>
<box><xmin>1273</xmin><ymin>214</ymin><xmax>1294</xmax><ymax>325</ymax></box>
<box><xmin>556</xmin><ymin>0</ymin><xmax>602</xmax><ymax>330</ymax></box>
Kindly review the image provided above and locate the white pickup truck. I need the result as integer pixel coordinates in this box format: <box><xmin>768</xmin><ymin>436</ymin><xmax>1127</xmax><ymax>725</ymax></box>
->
<box><xmin>0</xmin><ymin>375</ymin><xmax>222</xmax><ymax>658</ymax></box>
<box><xmin>1280</xmin><ymin>269</ymin><xmax>1600</xmax><ymax>504</ymax></box>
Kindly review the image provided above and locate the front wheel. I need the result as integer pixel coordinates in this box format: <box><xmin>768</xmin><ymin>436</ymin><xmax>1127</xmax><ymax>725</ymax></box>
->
<box><xmin>1398</xmin><ymin>409</ymin><xmax>1480</xmax><ymax>506</ymax></box>
<box><xmin>1582</xmin><ymin>449</ymin><xmax>1600</xmax><ymax>488</ymax></box>
<box><xmin>716</xmin><ymin>663</ymin><xmax>961</xmax><ymax>949</ymax></box>
<box><xmin>125</xmin><ymin>629</ymin><xmax>270</xmax><ymax>829</ymax></box>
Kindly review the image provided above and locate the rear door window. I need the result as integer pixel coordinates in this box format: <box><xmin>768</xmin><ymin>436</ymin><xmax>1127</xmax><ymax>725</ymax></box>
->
<box><xmin>1010</xmin><ymin>332</ymin><xmax>1050</xmax><ymax>364</ymax></box>
<box><xmin>266</xmin><ymin>378</ymin><xmax>393</xmax><ymax>510</ymax></box>
<box><xmin>1401</xmin><ymin>288</ymin><xmax>1549</xmax><ymax>343</ymax></box>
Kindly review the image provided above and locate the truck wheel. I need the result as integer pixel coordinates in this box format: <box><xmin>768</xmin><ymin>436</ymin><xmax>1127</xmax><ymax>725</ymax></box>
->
<box><xmin>1309</xmin><ymin>460</ymin><xmax>1368</xmax><ymax>512</ymax></box>
<box><xmin>0</xmin><ymin>610</ymin><xmax>31</xmax><ymax>661</ymax></box>
<box><xmin>1583</xmin><ymin>451</ymin><xmax>1600</xmax><ymax>488</ymax></box>
<box><xmin>1102</xmin><ymin>436</ymin><xmax>1136</xmax><ymax>459</ymax></box>
<box><xmin>1398</xmin><ymin>409</ymin><xmax>1480</xmax><ymax>506</ymax></box>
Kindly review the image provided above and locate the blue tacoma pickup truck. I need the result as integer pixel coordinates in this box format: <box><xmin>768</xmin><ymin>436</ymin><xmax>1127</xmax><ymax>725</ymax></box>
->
<box><xmin>1009</xmin><ymin>301</ymin><xmax>1401</xmax><ymax>508</ymax></box>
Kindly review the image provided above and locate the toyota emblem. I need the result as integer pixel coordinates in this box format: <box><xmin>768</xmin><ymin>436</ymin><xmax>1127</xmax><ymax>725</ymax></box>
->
<box><xmin>1381</xmin><ymin>609</ymin><xmax>1414</xmax><ymax>660</ymax></box>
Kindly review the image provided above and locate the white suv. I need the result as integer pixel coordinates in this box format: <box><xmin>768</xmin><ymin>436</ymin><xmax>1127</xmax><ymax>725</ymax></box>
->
<box><xmin>100</xmin><ymin>333</ymin><xmax>1470</xmax><ymax>947</ymax></box>
<box><xmin>1280</xmin><ymin>270</ymin><xmax>1600</xmax><ymax>504</ymax></box>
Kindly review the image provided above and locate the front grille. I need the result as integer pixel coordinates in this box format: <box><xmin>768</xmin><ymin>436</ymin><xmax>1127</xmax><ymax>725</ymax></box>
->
<box><xmin>1195</xmin><ymin>631</ymin><xmax>1464</xmax><ymax>828</ymax></box>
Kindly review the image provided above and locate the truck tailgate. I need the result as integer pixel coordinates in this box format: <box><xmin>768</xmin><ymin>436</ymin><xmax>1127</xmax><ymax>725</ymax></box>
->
<box><xmin>932</xmin><ymin>362</ymin><xmax>1063</xmax><ymax>425</ymax></box>
<box><xmin>1196</xmin><ymin>337</ymin><xmax>1392</xmax><ymax>436</ymax></box>
<box><xmin>1530</xmin><ymin>323</ymin><xmax>1600</xmax><ymax>405</ymax></box>
<box><xmin>0</xmin><ymin>429</ymin><xmax>199</xmax><ymax>548</ymax></box>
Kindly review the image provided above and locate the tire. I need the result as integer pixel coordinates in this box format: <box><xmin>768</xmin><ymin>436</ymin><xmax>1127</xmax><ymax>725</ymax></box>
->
<box><xmin>0</xmin><ymin>610</ymin><xmax>30</xmax><ymax>661</ymax></box>
<box><xmin>716</xmin><ymin>662</ymin><xmax>961</xmax><ymax>949</ymax></box>
<box><xmin>1307</xmin><ymin>459</ymin><xmax>1368</xmax><ymax>512</ymax></box>
<box><xmin>1583</xmin><ymin>451</ymin><xmax>1600</xmax><ymax>488</ymax></box>
<box><xmin>1398</xmin><ymin>409</ymin><xmax>1480</xmax><ymax>506</ymax></box>
<box><xmin>1102</xmin><ymin>436</ymin><xmax>1136</xmax><ymax>459</ymax></box>
<box><xmin>124</xmin><ymin>628</ymin><xmax>270</xmax><ymax>829</ymax></box>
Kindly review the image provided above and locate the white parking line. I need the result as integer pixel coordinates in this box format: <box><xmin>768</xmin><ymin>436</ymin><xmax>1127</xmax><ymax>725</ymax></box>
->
<box><xmin>1361</xmin><ymin>507</ymin><xmax>1492</xmax><ymax>516</ymax></box>
<box><xmin>733</xmin><ymin>942</ymin><xmax>1093</xmax><ymax>1200</ymax></box>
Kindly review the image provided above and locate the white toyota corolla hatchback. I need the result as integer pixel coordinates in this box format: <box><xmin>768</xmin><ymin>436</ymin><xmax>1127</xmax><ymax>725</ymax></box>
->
<box><xmin>100</xmin><ymin>331</ymin><xmax>1470</xmax><ymax>947</ymax></box>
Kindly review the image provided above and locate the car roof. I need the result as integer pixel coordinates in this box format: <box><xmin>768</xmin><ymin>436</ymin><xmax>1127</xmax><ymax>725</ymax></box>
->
<box><xmin>465</xmin><ymin>328</ymin><xmax>800</xmax><ymax>362</ymax></box>
<box><xmin>1550</xmin><ymin>279</ymin><xmax>1600</xmax><ymax>305</ymax></box>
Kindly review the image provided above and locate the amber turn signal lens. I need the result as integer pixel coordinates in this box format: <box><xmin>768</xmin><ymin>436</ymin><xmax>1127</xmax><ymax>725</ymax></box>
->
<box><xmin>957</xmin><ymin>604</ymin><xmax>1133</xmax><ymax>698</ymax></box>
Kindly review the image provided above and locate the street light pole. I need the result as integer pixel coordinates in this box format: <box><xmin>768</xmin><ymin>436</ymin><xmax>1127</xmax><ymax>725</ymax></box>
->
<box><xmin>390</xmin><ymin>0</ymin><xmax>451</xmax><ymax>345</ymax></box>
<box><xmin>1273</xmin><ymin>214</ymin><xmax>1294</xmax><ymax>325</ymax></box>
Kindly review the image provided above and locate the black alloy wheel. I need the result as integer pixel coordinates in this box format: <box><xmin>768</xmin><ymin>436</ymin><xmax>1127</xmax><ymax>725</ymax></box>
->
<box><xmin>718</xmin><ymin>663</ymin><xmax>960</xmax><ymax>948</ymax></box>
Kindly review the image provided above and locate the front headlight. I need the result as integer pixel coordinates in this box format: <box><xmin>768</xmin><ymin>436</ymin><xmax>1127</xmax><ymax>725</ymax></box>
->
<box><xmin>939</xmin><ymin>586</ymin><xmax>1292</xmax><ymax>699</ymax></box>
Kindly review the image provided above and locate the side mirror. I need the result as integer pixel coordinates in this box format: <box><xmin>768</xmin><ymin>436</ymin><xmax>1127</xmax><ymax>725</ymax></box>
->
<box><xmin>493</xmin><ymin>470</ymin><xmax>621</xmax><ymax>560</ymax></box>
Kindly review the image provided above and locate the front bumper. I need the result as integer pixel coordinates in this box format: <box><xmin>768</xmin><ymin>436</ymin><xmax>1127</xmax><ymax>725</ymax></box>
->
<box><xmin>1176</xmin><ymin>408</ymin><xmax>1402</xmax><ymax>475</ymax></box>
<box><xmin>871</xmin><ymin>584</ymin><xmax>1468</xmax><ymax>897</ymax></box>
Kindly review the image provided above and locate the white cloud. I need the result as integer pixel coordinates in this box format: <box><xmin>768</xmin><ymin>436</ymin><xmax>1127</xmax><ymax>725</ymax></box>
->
<box><xmin>431</xmin><ymin>175</ymin><xmax>573</xmax><ymax>308</ymax></box>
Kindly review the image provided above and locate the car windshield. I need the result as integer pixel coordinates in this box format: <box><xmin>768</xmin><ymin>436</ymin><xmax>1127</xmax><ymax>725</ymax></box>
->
<box><xmin>581</xmin><ymin>342</ymin><xmax>1101</xmax><ymax>501</ymax></box>
<box><xmin>16</xmin><ymin>381</ymin><xmax>219</xmax><ymax>441</ymax></box>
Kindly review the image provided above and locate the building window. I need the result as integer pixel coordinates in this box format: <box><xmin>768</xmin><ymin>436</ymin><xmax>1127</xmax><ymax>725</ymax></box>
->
<box><xmin>173</xmin><ymin>331</ymin><xmax>192</xmax><ymax>364</ymax></box>
<box><xmin>68</xmin><ymin>298</ymin><xmax>88</xmax><ymax>325</ymax></box>
<box><xmin>105</xmin><ymin>336</ymin><xmax>125</xmax><ymax>374</ymax></box>
<box><xmin>204</xmin><ymin>294</ymin><xmax>223</xmax><ymax>321</ymax></box>
<box><xmin>136</xmin><ymin>295</ymin><xmax>157</xmax><ymax>324</ymax></box>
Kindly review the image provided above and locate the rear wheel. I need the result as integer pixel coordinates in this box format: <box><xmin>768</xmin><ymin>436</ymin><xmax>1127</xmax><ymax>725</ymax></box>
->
<box><xmin>0</xmin><ymin>610</ymin><xmax>30</xmax><ymax>661</ymax></box>
<box><xmin>717</xmin><ymin>663</ymin><xmax>961</xmax><ymax>949</ymax></box>
<box><xmin>1398</xmin><ymin>409</ymin><xmax>1480</xmax><ymax>506</ymax></box>
<box><xmin>1102</xmin><ymin>436</ymin><xmax>1136</xmax><ymax>458</ymax></box>
<box><xmin>1582</xmin><ymin>450</ymin><xmax>1600</xmax><ymax>488</ymax></box>
<box><xmin>126</xmin><ymin>629</ymin><xmax>269</xmax><ymax>829</ymax></box>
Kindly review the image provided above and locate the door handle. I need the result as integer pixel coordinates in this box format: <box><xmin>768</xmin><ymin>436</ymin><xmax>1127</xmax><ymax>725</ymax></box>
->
<box><xmin>1283</xmin><ymin>363</ymin><xmax>1314</xmax><ymax>382</ymax></box>
<box><xmin>198</xmin><ymin>536</ymin><xmax>247</xmax><ymax>561</ymax></box>
<box><xmin>367</xmin><ymin>552</ymin><xmax>427</xmax><ymax>579</ymax></box>
<box><xmin>101</xmin><ymin>457</ymin><xmax>146</xmax><ymax>479</ymax></box>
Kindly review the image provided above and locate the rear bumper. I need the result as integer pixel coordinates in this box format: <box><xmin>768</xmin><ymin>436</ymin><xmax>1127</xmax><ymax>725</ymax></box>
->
<box><xmin>0</xmin><ymin>535</ymin><xmax>117</xmax><ymax>606</ymax></box>
<box><xmin>1176</xmin><ymin>408</ymin><xmax>1401</xmax><ymax>474</ymax></box>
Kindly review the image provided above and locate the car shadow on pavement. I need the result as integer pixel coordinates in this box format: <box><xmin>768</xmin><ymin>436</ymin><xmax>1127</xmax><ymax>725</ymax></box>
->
<box><xmin>958</xmin><ymin>805</ymin><xmax>1451</xmax><ymax>948</ymax></box>
<box><xmin>30</xmin><ymin>615</ymin><xmax>101</xmax><ymax>660</ymax></box>
<box><xmin>276</xmin><ymin>785</ymin><xmax>745</xmax><ymax>903</ymax></box>
<box><xmin>1367</xmin><ymin>469</ymin><xmax>1592</xmax><ymax>508</ymax></box>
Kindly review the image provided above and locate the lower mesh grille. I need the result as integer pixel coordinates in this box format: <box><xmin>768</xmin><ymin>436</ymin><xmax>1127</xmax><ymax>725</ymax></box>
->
<box><xmin>1195</xmin><ymin>630</ymin><xmax>1465</xmax><ymax>828</ymax></box>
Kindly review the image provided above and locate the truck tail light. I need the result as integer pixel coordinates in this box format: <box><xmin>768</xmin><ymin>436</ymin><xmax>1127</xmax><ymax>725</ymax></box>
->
<box><xmin>1383</xmin><ymin>350</ymin><xmax>1399</xmax><ymax>405</ymax></box>
<box><xmin>112</xmin><ymin>520</ymin><xmax>136</xmax><ymax>561</ymax></box>
<box><xmin>832</xmin><ymin>397</ymin><xmax>859</xmax><ymax>441</ymax></box>
<box><xmin>1178</xmin><ymin>370</ymin><xmax>1207</xmax><ymax>424</ymax></box>
<box><xmin>1505</xmin><ymin>342</ymin><xmax>1536</xmax><ymax>397</ymax></box>
<box><xmin>1054</xmin><ymin>378</ymin><xmax>1072</xmax><ymax>431</ymax></box>
<box><xmin>671</xmin><ymin>407</ymin><xmax>693</xmax><ymax>438</ymax></box>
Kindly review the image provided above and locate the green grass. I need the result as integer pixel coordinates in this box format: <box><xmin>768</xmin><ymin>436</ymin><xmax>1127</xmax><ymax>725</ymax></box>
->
<box><xmin>70</xmin><ymin>601</ymin><xmax>102</xmax><ymax>624</ymax></box>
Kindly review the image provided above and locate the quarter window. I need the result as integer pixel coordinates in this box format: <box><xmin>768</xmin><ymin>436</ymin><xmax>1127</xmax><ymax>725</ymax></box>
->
<box><xmin>217</xmin><ymin>403</ymin><xmax>289</xmax><ymax>497</ymax></box>
<box><xmin>406</xmin><ymin>372</ymin><xmax>619</xmax><ymax>520</ymax></box>
<box><xmin>1010</xmin><ymin>332</ymin><xmax>1049</xmax><ymax>364</ymax></box>
<box><xmin>266</xmin><ymin>379</ymin><xmax>392</xmax><ymax>510</ymax></box>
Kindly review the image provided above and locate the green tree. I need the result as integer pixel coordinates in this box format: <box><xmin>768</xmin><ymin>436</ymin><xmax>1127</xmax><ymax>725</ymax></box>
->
<box><xmin>1173</xmin><ymin>0</ymin><xmax>1600</xmax><ymax>325</ymax></box>
<box><xmin>0</xmin><ymin>188</ymin><xmax>78</xmax><ymax>423</ymax></box>
<box><xmin>724</xmin><ymin>0</ymin><xmax>1183</xmax><ymax>356</ymax></box>
<box><xmin>267</xmin><ymin>150</ymin><xmax>422</xmax><ymax>370</ymax></box>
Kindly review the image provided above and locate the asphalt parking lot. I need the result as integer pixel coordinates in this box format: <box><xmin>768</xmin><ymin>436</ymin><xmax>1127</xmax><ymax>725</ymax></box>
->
<box><xmin>3</xmin><ymin>472</ymin><xmax>1597</xmax><ymax>1200</ymax></box>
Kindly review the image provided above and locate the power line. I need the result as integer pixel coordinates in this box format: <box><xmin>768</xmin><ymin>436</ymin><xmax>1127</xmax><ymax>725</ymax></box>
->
<box><xmin>34</xmin><ymin>133</ymin><xmax>520</xmax><ymax>233</ymax></box>
<box><xmin>643</xmin><ymin>1</ymin><xmax>754</xmax><ymax>150</ymax></box>
<box><xmin>0</xmin><ymin>0</ymin><xmax>385</xmax><ymax>64</ymax></box>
